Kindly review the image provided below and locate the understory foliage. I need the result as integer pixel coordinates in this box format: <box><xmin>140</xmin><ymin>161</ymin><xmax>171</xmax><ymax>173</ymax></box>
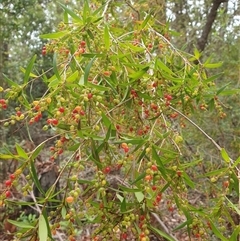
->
<box><xmin>0</xmin><ymin>2</ymin><xmax>239</xmax><ymax>241</ymax></box>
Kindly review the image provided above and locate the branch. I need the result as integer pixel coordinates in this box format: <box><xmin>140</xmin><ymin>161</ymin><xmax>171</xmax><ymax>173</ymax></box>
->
<box><xmin>197</xmin><ymin>0</ymin><xmax>228</xmax><ymax>52</ymax></box>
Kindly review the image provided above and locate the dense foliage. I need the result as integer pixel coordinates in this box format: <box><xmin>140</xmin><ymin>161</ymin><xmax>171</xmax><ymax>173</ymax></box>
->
<box><xmin>0</xmin><ymin>1</ymin><xmax>239</xmax><ymax>241</ymax></box>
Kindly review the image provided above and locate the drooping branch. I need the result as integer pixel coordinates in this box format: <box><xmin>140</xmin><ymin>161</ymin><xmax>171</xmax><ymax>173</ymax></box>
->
<box><xmin>197</xmin><ymin>0</ymin><xmax>228</xmax><ymax>53</ymax></box>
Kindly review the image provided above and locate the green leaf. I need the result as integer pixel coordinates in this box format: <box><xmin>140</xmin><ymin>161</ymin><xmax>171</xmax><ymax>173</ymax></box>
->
<box><xmin>16</xmin><ymin>143</ymin><xmax>28</xmax><ymax>159</ymax></box>
<box><xmin>23</xmin><ymin>55</ymin><xmax>36</xmax><ymax>84</ymax></box>
<box><xmin>204</xmin><ymin>62</ymin><xmax>223</xmax><ymax>69</ymax></box>
<box><xmin>84</xmin><ymin>57</ymin><xmax>96</xmax><ymax>85</ymax></box>
<box><xmin>182</xmin><ymin>172</ymin><xmax>195</xmax><ymax>188</ymax></box>
<box><xmin>87</xmin><ymin>81</ymin><xmax>110</xmax><ymax>91</ymax></box>
<box><xmin>129</xmin><ymin>67</ymin><xmax>149</xmax><ymax>81</ymax></box>
<box><xmin>198</xmin><ymin>167</ymin><xmax>227</xmax><ymax>178</ymax></box>
<box><xmin>148</xmin><ymin>225</ymin><xmax>176</xmax><ymax>241</ymax></box>
<box><xmin>193</xmin><ymin>48</ymin><xmax>201</xmax><ymax>60</ymax></box>
<box><xmin>140</xmin><ymin>14</ymin><xmax>152</xmax><ymax>29</ymax></box>
<box><xmin>135</xmin><ymin>192</ymin><xmax>144</xmax><ymax>203</ymax></box>
<box><xmin>53</xmin><ymin>52</ymin><xmax>61</xmax><ymax>81</ymax></box>
<box><xmin>7</xmin><ymin>219</ymin><xmax>34</xmax><ymax>229</ymax></box>
<box><xmin>20</xmin><ymin>67</ymin><xmax>38</xmax><ymax>78</ymax></box>
<box><xmin>83</xmin><ymin>0</ymin><xmax>90</xmax><ymax>23</ymax></box>
<box><xmin>116</xmin><ymin>194</ymin><xmax>124</xmax><ymax>202</ymax></box>
<box><xmin>152</xmin><ymin>146</ymin><xmax>167</xmax><ymax>179</ymax></box>
<box><xmin>63</xmin><ymin>9</ymin><xmax>69</xmax><ymax>23</ymax></box>
<box><xmin>207</xmin><ymin>220</ymin><xmax>228</xmax><ymax>241</ymax></box>
<box><xmin>39</xmin><ymin>214</ymin><xmax>48</xmax><ymax>241</ymax></box>
<box><xmin>0</xmin><ymin>154</ymin><xmax>18</xmax><ymax>159</ymax></box>
<box><xmin>30</xmin><ymin>160</ymin><xmax>45</xmax><ymax>195</ymax></box>
<box><xmin>118</xmin><ymin>185</ymin><xmax>141</xmax><ymax>193</ymax></box>
<box><xmin>113</xmin><ymin>138</ymin><xmax>145</xmax><ymax>145</ymax></box>
<box><xmin>68</xmin><ymin>143</ymin><xmax>81</xmax><ymax>151</ymax></box>
<box><xmin>172</xmin><ymin>220</ymin><xmax>189</xmax><ymax>231</ymax></box>
<box><xmin>42</xmin><ymin>210</ymin><xmax>52</xmax><ymax>240</ymax></box>
<box><xmin>131</xmin><ymin>172</ymin><xmax>145</xmax><ymax>185</ymax></box>
<box><xmin>101</xmin><ymin>112</ymin><xmax>112</xmax><ymax>128</ymax></box>
<box><xmin>204</xmin><ymin>73</ymin><xmax>223</xmax><ymax>82</ymax></box>
<box><xmin>156</xmin><ymin>59</ymin><xmax>174</xmax><ymax>75</ymax></box>
<box><xmin>58</xmin><ymin>3</ymin><xmax>82</xmax><ymax>23</ymax></box>
<box><xmin>3</xmin><ymin>74</ymin><xmax>19</xmax><ymax>87</ymax></box>
<box><xmin>31</xmin><ymin>143</ymin><xmax>45</xmax><ymax>160</ymax></box>
<box><xmin>61</xmin><ymin>206</ymin><xmax>67</xmax><ymax>220</ymax></box>
<box><xmin>66</xmin><ymin>70</ymin><xmax>79</xmax><ymax>83</ymax></box>
<box><xmin>216</xmin><ymin>82</ymin><xmax>231</xmax><ymax>95</ymax></box>
<box><xmin>104</xmin><ymin>25</ymin><xmax>110</xmax><ymax>50</ymax></box>
<box><xmin>40</xmin><ymin>30</ymin><xmax>69</xmax><ymax>39</ymax></box>
<box><xmin>221</xmin><ymin>148</ymin><xmax>230</xmax><ymax>163</ymax></box>
<box><xmin>229</xmin><ymin>225</ymin><xmax>240</xmax><ymax>241</ymax></box>
<box><xmin>226</xmin><ymin>197</ymin><xmax>240</xmax><ymax>216</ymax></box>
<box><xmin>233</xmin><ymin>156</ymin><xmax>240</xmax><ymax>168</ymax></box>
<box><xmin>120</xmin><ymin>198</ymin><xmax>127</xmax><ymax>213</ymax></box>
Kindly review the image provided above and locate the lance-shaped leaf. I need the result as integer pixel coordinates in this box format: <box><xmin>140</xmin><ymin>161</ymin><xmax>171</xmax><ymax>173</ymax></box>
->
<box><xmin>39</xmin><ymin>214</ymin><xmax>48</xmax><ymax>241</ymax></box>
<box><xmin>23</xmin><ymin>55</ymin><xmax>36</xmax><ymax>84</ymax></box>
<box><xmin>104</xmin><ymin>24</ymin><xmax>110</xmax><ymax>50</ymax></box>
<box><xmin>40</xmin><ymin>30</ymin><xmax>69</xmax><ymax>39</ymax></box>
<box><xmin>84</xmin><ymin>57</ymin><xmax>96</xmax><ymax>85</ymax></box>
<box><xmin>58</xmin><ymin>3</ymin><xmax>82</xmax><ymax>23</ymax></box>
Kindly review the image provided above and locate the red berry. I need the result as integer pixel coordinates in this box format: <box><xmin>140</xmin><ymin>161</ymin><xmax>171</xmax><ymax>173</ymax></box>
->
<box><xmin>140</xmin><ymin>215</ymin><xmax>145</xmax><ymax>221</ymax></box>
<box><xmin>5</xmin><ymin>190</ymin><xmax>11</xmax><ymax>198</ymax></box>
<box><xmin>34</xmin><ymin>115</ymin><xmax>40</xmax><ymax>122</ymax></box>
<box><xmin>47</xmin><ymin>118</ymin><xmax>52</xmax><ymax>124</ymax></box>
<box><xmin>29</xmin><ymin>118</ymin><xmax>34</xmax><ymax>124</ymax></box>
<box><xmin>152</xmin><ymin>82</ymin><xmax>157</xmax><ymax>88</ymax></box>
<box><xmin>148</xmin><ymin>43</ymin><xmax>153</xmax><ymax>49</ymax></box>
<box><xmin>195</xmin><ymin>233</ymin><xmax>201</xmax><ymax>238</ymax></box>
<box><xmin>152</xmin><ymin>185</ymin><xmax>157</xmax><ymax>191</ymax></box>
<box><xmin>50</xmin><ymin>146</ymin><xmax>55</xmax><ymax>151</ymax></box>
<box><xmin>151</xmin><ymin>165</ymin><xmax>158</xmax><ymax>171</ymax></box>
<box><xmin>2</xmin><ymin>104</ymin><xmax>7</xmax><ymax>109</ymax></box>
<box><xmin>156</xmin><ymin>194</ymin><xmax>162</xmax><ymax>202</ymax></box>
<box><xmin>16</xmin><ymin>111</ymin><xmax>22</xmax><ymax>117</ymax></box>
<box><xmin>42</xmin><ymin>49</ymin><xmax>46</xmax><ymax>56</ymax></box>
<box><xmin>121</xmin><ymin>233</ymin><xmax>128</xmax><ymax>239</ymax></box>
<box><xmin>9</xmin><ymin>174</ymin><xmax>15</xmax><ymax>180</ymax></box>
<box><xmin>176</xmin><ymin>170</ymin><xmax>182</xmax><ymax>177</ymax></box>
<box><xmin>0</xmin><ymin>99</ymin><xmax>6</xmax><ymax>104</ymax></box>
<box><xmin>223</xmin><ymin>180</ymin><xmax>229</xmax><ymax>188</ymax></box>
<box><xmin>52</xmin><ymin>119</ymin><xmax>58</xmax><ymax>126</ymax></box>
<box><xmin>164</xmin><ymin>94</ymin><xmax>172</xmax><ymax>101</ymax></box>
<box><xmin>168</xmin><ymin>206</ymin><xmax>174</xmax><ymax>212</ymax></box>
<box><xmin>123</xmin><ymin>146</ymin><xmax>129</xmax><ymax>153</ymax></box>
<box><xmin>59</xmin><ymin>107</ymin><xmax>65</xmax><ymax>113</ymax></box>
<box><xmin>80</xmin><ymin>110</ymin><xmax>85</xmax><ymax>116</ymax></box>
<box><xmin>103</xmin><ymin>166</ymin><xmax>111</xmax><ymax>174</ymax></box>
<box><xmin>87</xmin><ymin>93</ymin><xmax>93</xmax><ymax>99</ymax></box>
<box><xmin>34</xmin><ymin>105</ymin><xmax>40</xmax><ymax>111</ymax></box>
<box><xmin>80</xmin><ymin>40</ymin><xmax>86</xmax><ymax>47</ymax></box>
<box><xmin>5</xmin><ymin>179</ymin><xmax>12</xmax><ymax>187</ymax></box>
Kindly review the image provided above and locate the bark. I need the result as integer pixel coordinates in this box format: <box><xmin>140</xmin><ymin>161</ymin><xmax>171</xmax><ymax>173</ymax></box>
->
<box><xmin>197</xmin><ymin>0</ymin><xmax>228</xmax><ymax>53</ymax></box>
